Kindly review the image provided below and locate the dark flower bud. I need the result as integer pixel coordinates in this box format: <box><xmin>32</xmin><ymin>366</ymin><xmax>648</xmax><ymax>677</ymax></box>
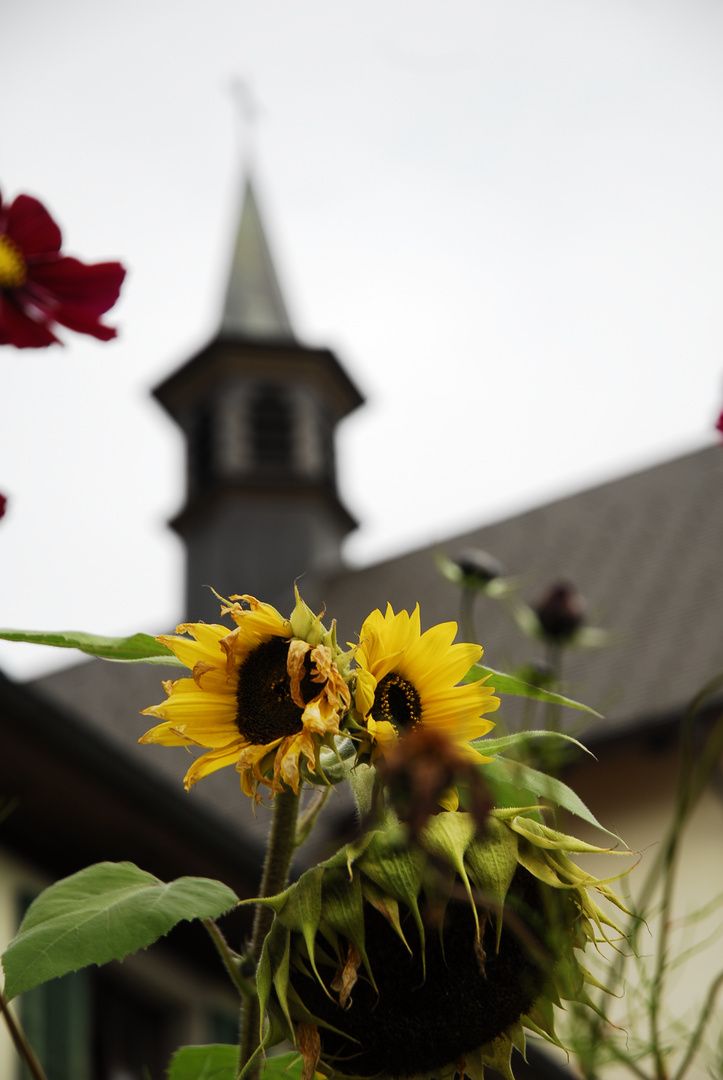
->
<box><xmin>454</xmin><ymin>548</ymin><xmax>504</xmax><ymax>586</ymax></box>
<box><xmin>533</xmin><ymin>581</ymin><xmax>585</xmax><ymax>642</ymax></box>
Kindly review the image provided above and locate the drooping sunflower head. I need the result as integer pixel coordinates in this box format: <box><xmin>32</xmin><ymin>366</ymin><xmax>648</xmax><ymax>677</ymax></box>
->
<box><xmin>352</xmin><ymin>605</ymin><xmax>499</xmax><ymax>793</ymax></box>
<box><xmin>253</xmin><ymin>809</ymin><xmax>632</xmax><ymax>1080</ymax></box>
<box><xmin>139</xmin><ymin>589</ymin><xmax>352</xmax><ymax>800</ymax></box>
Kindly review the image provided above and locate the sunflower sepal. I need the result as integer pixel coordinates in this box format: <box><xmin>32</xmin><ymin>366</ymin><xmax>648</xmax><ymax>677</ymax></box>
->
<box><xmin>287</xmin><ymin>588</ymin><xmax>354</xmax><ymax>677</ymax></box>
<box><xmin>299</xmin><ymin>739</ymin><xmax>357</xmax><ymax>789</ymax></box>
<box><xmin>296</xmin><ymin>734</ymin><xmax>357</xmax><ymax>791</ymax></box>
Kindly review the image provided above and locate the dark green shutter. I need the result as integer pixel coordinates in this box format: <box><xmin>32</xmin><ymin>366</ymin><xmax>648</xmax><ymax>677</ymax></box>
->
<box><xmin>17</xmin><ymin>891</ymin><xmax>91</xmax><ymax>1080</ymax></box>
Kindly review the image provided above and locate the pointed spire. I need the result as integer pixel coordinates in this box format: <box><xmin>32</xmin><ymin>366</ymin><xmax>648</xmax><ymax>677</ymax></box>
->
<box><xmin>220</xmin><ymin>176</ymin><xmax>295</xmax><ymax>341</ymax></box>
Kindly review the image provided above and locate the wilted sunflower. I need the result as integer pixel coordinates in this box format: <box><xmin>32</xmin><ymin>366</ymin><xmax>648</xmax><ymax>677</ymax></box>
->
<box><xmin>353</xmin><ymin>605</ymin><xmax>499</xmax><ymax>786</ymax></box>
<box><xmin>139</xmin><ymin>590</ymin><xmax>352</xmax><ymax>800</ymax></box>
<box><xmin>252</xmin><ymin>810</ymin><xmax>631</xmax><ymax>1080</ymax></box>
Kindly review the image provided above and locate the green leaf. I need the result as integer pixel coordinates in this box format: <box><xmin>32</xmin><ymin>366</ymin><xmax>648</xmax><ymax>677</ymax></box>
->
<box><xmin>480</xmin><ymin>757</ymin><xmax>540</xmax><ymax>815</ymax></box>
<box><xmin>167</xmin><ymin>1044</ymin><xmax>237</xmax><ymax>1080</ymax></box>
<box><xmin>472</xmin><ymin>729</ymin><xmax>594</xmax><ymax>759</ymax></box>
<box><xmin>166</xmin><ymin>1046</ymin><xmax>305</xmax><ymax>1080</ymax></box>
<box><xmin>261</xmin><ymin>1051</ymin><xmax>305</xmax><ymax>1079</ymax></box>
<box><xmin>465</xmin><ymin>663</ymin><xmax>602</xmax><ymax>718</ymax></box>
<box><xmin>484</xmin><ymin>757</ymin><xmax>622</xmax><ymax>841</ymax></box>
<box><xmin>0</xmin><ymin>628</ymin><xmax>184</xmax><ymax>665</ymax></box>
<box><xmin>2</xmin><ymin>862</ymin><xmax>239</xmax><ymax>1000</ymax></box>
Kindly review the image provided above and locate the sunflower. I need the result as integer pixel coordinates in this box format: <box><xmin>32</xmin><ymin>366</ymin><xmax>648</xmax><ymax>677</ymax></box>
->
<box><xmin>252</xmin><ymin>810</ymin><xmax>632</xmax><ymax>1080</ymax></box>
<box><xmin>139</xmin><ymin>590</ymin><xmax>352</xmax><ymax>800</ymax></box>
<box><xmin>353</xmin><ymin>605</ymin><xmax>499</xmax><ymax>771</ymax></box>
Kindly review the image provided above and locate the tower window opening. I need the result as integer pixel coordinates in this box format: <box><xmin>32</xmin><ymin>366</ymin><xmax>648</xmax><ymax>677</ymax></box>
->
<box><xmin>190</xmin><ymin>402</ymin><xmax>215</xmax><ymax>490</ymax></box>
<box><xmin>251</xmin><ymin>384</ymin><xmax>294</xmax><ymax>469</ymax></box>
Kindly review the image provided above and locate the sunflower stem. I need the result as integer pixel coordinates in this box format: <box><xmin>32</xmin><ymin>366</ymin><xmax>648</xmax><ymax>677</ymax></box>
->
<box><xmin>239</xmin><ymin>787</ymin><xmax>300</xmax><ymax>1078</ymax></box>
<box><xmin>202</xmin><ymin>918</ymin><xmax>256</xmax><ymax>999</ymax></box>
<box><xmin>295</xmin><ymin>785</ymin><xmax>332</xmax><ymax>848</ymax></box>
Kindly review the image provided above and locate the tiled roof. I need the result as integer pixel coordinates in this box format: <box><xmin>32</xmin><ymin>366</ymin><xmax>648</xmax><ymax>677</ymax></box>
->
<box><xmin>316</xmin><ymin>443</ymin><xmax>723</xmax><ymax>740</ymax></box>
<box><xmin>31</xmin><ymin>444</ymin><xmax>723</xmax><ymax>817</ymax></box>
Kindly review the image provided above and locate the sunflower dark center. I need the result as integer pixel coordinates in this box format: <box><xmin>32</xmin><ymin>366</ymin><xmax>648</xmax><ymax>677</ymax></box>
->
<box><xmin>372</xmin><ymin>672</ymin><xmax>422</xmax><ymax>731</ymax></box>
<box><xmin>236</xmin><ymin>636</ymin><xmax>319</xmax><ymax>745</ymax></box>
<box><xmin>292</xmin><ymin>868</ymin><xmax>551</xmax><ymax>1077</ymax></box>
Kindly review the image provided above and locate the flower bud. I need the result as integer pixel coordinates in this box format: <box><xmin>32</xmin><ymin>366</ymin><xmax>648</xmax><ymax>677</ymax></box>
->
<box><xmin>533</xmin><ymin>581</ymin><xmax>585</xmax><ymax>642</ymax></box>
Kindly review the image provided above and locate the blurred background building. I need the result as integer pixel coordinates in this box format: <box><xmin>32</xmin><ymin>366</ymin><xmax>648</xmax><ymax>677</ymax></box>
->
<box><xmin>2</xmin><ymin>172</ymin><xmax>722</xmax><ymax>1080</ymax></box>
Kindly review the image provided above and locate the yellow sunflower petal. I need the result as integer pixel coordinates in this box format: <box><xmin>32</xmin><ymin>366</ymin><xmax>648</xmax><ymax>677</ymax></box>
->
<box><xmin>366</xmin><ymin>717</ymin><xmax>399</xmax><ymax>757</ymax></box>
<box><xmin>183</xmin><ymin>741</ymin><xmax>247</xmax><ymax>789</ymax></box>
<box><xmin>355</xmin><ymin>668</ymin><xmax>377</xmax><ymax>719</ymax></box>
<box><xmin>138</xmin><ymin>720</ymin><xmax>195</xmax><ymax>746</ymax></box>
<box><xmin>276</xmin><ymin>730</ymin><xmax>312</xmax><ymax>794</ymax></box>
<box><xmin>354</xmin><ymin>603</ymin><xmax>498</xmax><ymax>768</ymax></box>
<box><xmin>141</xmin><ymin>588</ymin><xmax>352</xmax><ymax>797</ymax></box>
<box><xmin>142</xmin><ymin>685</ymin><xmax>238</xmax><ymax>723</ymax></box>
<box><xmin>302</xmin><ymin>696</ymin><xmax>342</xmax><ymax>737</ymax></box>
<box><xmin>224</xmin><ymin>595</ymin><xmax>291</xmax><ymax>639</ymax></box>
<box><xmin>157</xmin><ymin>624</ymin><xmax>229</xmax><ymax>668</ymax></box>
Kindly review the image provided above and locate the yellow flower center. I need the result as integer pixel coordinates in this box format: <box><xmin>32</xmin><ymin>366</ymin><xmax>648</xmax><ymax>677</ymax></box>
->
<box><xmin>372</xmin><ymin>673</ymin><xmax>422</xmax><ymax>731</ymax></box>
<box><xmin>236</xmin><ymin>636</ymin><xmax>318</xmax><ymax>743</ymax></box>
<box><xmin>0</xmin><ymin>234</ymin><xmax>27</xmax><ymax>288</ymax></box>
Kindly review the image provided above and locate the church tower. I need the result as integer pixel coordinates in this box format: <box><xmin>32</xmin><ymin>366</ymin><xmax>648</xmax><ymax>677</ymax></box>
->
<box><xmin>154</xmin><ymin>177</ymin><xmax>364</xmax><ymax>622</ymax></box>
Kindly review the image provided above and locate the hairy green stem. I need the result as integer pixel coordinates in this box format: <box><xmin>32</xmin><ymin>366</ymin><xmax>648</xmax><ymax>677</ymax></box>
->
<box><xmin>295</xmin><ymin>785</ymin><xmax>332</xmax><ymax>848</ymax></box>
<box><xmin>202</xmin><ymin>918</ymin><xmax>256</xmax><ymax>999</ymax></box>
<box><xmin>238</xmin><ymin>788</ymin><xmax>300</xmax><ymax>1078</ymax></box>
<box><xmin>460</xmin><ymin>588</ymin><xmax>478</xmax><ymax>646</ymax></box>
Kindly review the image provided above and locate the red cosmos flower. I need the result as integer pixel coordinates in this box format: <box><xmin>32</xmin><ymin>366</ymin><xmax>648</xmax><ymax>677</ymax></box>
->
<box><xmin>716</xmin><ymin>408</ymin><xmax>723</xmax><ymax>440</ymax></box>
<box><xmin>0</xmin><ymin>189</ymin><xmax>126</xmax><ymax>348</ymax></box>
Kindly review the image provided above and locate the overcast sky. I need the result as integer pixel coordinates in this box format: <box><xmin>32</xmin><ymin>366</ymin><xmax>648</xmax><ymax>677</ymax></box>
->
<box><xmin>1</xmin><ymin>0</ymin><xmax>722</xmax><ymax>679</ymax></box>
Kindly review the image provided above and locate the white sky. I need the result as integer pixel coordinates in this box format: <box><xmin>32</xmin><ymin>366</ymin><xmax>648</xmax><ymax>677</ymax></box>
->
<box><xmin>1</xmin><ymin>0</ymin><xmax>722</xmax><ymax>679</ymax></box>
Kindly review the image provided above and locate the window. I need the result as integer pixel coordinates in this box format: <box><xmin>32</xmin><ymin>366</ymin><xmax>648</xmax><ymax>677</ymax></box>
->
<box><xmin>251</xmin><ymin>385</ymin><xmax>294</xmax><ymax>469</ymax></box>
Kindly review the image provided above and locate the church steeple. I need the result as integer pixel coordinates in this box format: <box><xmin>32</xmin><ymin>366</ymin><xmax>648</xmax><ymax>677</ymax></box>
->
<box><xmin>220</xmin><ymin>177</ymin><xmax>295</xmax><ymax>341</ymax></box>
<box><xmin>154</xmin><ymin>173</ymin><xmax>364</xmax><ymax>622</ymax></box>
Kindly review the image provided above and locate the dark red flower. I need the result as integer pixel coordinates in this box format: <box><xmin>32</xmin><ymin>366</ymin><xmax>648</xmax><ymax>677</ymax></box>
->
<box><xmin>0</xmin><ymin>190</ymin><xmax>126</xmax><ymax>348</ymax></box>
<box><xmin>0</xmin><ymin>493</ymin><xmax>6</xmax><ymax>520</ymax></box>
<box><xmin>716</xmin><ymin>408</ymin><xmax>723</xmax><ymax>440</ymax></box>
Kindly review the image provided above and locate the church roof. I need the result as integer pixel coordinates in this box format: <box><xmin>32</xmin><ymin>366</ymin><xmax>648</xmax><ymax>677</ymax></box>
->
<box><xmin>219</xmin><ymin>176</ymin><xmax>295</xmax><ymax>341</ymax></box>
<box><xmin>31</xmin><ymin>443</ymin><xmax>723</xmax><ymax>771</ymax></box>
<box><xmin>316</xmin><ymin>442</ymin><xmax>723</xmax><ymax>745</ymax></box>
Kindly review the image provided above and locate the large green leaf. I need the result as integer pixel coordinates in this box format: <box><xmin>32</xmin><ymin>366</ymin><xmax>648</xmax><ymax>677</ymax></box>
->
<box><xmin>480</xmin><ymin>757</ymin><xmax>540</xmax><ymax>816</ymax></box>
<box><xmin>0</xmin><ymin>628</ymin><xmax>183</xmax><ymax>665</ymax></box>
<box><xmin>167</xmin><ymin>1046</ymin><xmax>304</xmax><ymax>1080</ymax></box>
<box><xmin>167</xmin><ymin>1045</ymin><xmax>237</xmax><ymax>1080</ymax></box>
<box><xmin>465</xmin><ymin>663</ymin><xmax>602</xmax><ymax>717</ymax></box>
<box><xmin>262</xmin><ymin>1052</ymin><xmax>305</xmax><ymax>1079</ymax></box>
<box><xmin>2</xmin><ymin>862</ymin><xmax>238</xmax><ymax>1000</ymax></box>
<box><xmin>483</xmin><ymin>757</ymin><xmax>621</xmax><ymax>840</ymax></box>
